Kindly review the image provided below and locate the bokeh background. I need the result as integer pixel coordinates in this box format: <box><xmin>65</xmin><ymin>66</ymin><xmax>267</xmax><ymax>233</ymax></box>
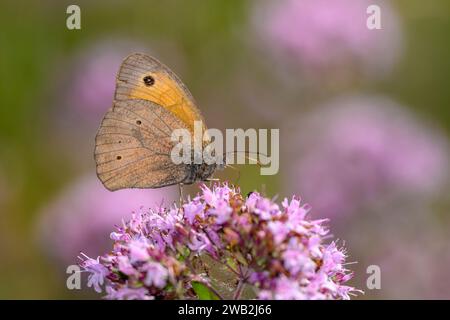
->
<box><xmin>0</xmin><ymin>0</ymin><xmax>449</xmax><ymax>299</ymax></box>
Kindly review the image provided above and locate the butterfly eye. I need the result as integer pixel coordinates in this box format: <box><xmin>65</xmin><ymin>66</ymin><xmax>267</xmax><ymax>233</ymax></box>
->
<box><xmin>116</xmin><ymin>156</ymin><xmax>122</xmax><ymax>160</ymax></box>
<box><xmin>143</xmin><ymin>75</ymin><xmax>155</xmax><ymax>86</ymax></box>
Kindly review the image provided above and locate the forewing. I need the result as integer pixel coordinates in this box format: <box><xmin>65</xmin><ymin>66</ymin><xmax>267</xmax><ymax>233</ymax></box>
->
<box><xmin>115</xmin><ymin>53</ymin><xmax>206</xmax><ymax>134</ymax></box>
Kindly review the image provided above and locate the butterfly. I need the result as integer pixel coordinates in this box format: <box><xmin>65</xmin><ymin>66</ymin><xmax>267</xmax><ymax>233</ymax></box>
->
<box><xmin>94</xmin><ymin>53</ymin><xmax>222</xmax><ymax>191</ymax></box>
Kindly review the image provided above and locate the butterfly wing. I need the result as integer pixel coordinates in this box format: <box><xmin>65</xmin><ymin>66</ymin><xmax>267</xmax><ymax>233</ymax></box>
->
<box><xmin>95</xmin><ymin>99</ymin><xmax>189</xmax><ymax>191</ymax></box>
<box><xmin>115</xmin><ymin>53</ymin><xmax>206</xmax><ymax>134</ymax></box>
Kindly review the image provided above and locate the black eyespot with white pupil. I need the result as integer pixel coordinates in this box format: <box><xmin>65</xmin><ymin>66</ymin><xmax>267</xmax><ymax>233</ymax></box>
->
<box><xmin>143</xmin><ymin>75</ymin><xmax>155</xmax><ymax>86</ymax></box>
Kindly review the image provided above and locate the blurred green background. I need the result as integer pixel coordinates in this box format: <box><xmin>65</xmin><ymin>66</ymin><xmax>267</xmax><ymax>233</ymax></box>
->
<box><xmin>0</xmin><ymin>0</ymin><xmax>449</xmax><ymax>299</ymax></box>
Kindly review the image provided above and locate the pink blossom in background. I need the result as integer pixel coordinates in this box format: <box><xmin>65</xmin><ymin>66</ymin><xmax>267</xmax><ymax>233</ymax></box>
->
<box><xmin>50</xmin><ymin>40</ymin><xmax>149</xmax><ymax>169</ymax></box>
<box><xmin>345</xmin><ymin>210</ymin><xmax>450</xmax><ymax>299</ymax></box>
<box><xmin>37</xmin><ymin>175</ymin><xmax>177</xmax><ymax>266</ymax></box>
<box><xmin>254</xmin><ymin>0</ymin><xmax>402</xmax><ymax>77</ymax></box>
<box><xmin>376</xmin><ymin>231</ymin><xmax>450</xmax><ymax>299</ymax></box>
<box><xmin>283</xmin><ymin>95</ymin><xmax>449</xmax><ymax>218</ymax></box>
<box><xmin>66</xmin><ymin>40</ymin><xmax>147</xmax><ymax>122</ymax></box>
<box><xmin>52</xmin><ymin>39</ymin><xmax>187</xmax><ymax>169</ymax></box>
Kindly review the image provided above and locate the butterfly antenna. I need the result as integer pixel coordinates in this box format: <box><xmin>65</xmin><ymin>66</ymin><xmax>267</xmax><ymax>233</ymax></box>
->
<box><xmin>246</xmin><ymin>156</ymin><xmax>263</xmax><ymax>167</ymax></box>
<box><xmin>223</xmin><ymin>150</ymin><xmax>268</xmax><ymax>157</ymax></box>
<box><xmin>222</xmin><ymin>151</ymin><xmax>268</xmax><ymax>166</ymax></box>
<box><xmin>222</xmin><ymin>151</ymin><xmax>267</xmax><ymax>184</ymax></box>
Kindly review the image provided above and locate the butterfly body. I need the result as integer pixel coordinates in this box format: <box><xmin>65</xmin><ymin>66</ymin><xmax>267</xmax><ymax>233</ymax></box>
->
<box><xmin>94</xmin><ymin>53</ymin><xmax>220</xmax><ymax>191</ymax></box>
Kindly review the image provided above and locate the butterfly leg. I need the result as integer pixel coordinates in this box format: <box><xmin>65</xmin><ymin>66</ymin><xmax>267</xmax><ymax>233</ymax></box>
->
<box><xmin>178</xmin><ymin>183</ymin><xmax>184</xmax><ymax>205</ymax></box>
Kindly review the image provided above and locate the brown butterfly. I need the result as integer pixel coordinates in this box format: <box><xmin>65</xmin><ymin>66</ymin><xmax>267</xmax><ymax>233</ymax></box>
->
<box><xmin>94</xmin><ymin>53</ymin><xmax>221</xmax><ymax>191</ymax></box>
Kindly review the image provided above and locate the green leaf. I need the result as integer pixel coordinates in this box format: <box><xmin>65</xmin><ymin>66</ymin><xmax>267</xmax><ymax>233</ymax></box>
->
<box><xmin>191</xmin><ymin>281</ymin><xmax>220</xmax><ymax>300</ymax></box>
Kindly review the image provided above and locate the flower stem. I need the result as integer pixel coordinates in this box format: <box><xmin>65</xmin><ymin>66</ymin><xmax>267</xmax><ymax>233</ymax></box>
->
<box><xmin>233</xmin><ymin>278</ymin><xmax>245</xmax><ymax>300</ymax></box>
<box><xmin>203</xmin><ymin>282</ymin><xmax>224</xmax><ymax>300</ymax></box>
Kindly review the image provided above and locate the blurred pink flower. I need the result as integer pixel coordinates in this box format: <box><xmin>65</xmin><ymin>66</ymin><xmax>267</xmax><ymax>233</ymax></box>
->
<box><xmin>284</xmin><ymin>95</ymin><xmax>449</xmax><ymax>217</ymax></box>
<box><xmin>344</xmin><ymin>209</ymin><xmax>450</xmax><ymax>299</ymax></box>
<box><xmin>37</xmin><ymin>175</ymin><xmax>176</xmax><ymax>266</ymax></box>
<box><xmin>48</xmin><ymin>40</ymin><xmax>150</xmax><ymax>169</ymax></box>
<box><xmin>254</xmin><ymin>0</ymin><xmax>402</xmax><ymax>77</ymax></box>
<box><xmin>376</xmin><ymin>231</ymin><xmax>450</xmax><ymax>299</ymax></box>
<box><xmin>66</xmin><ymin>40</ymin><xmax>147</xmax><ymax>122</ymax></box>
<box><xmin>51</xmin><ymin>39</ymin><xmax>186</xmax><ymax>169</ymax></box>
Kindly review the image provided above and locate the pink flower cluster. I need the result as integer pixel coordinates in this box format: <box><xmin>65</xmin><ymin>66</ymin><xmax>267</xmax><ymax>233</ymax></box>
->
<box><xmin>79</xmin><ymin>184</ymin><xmax>360</xmax><ymax>300</ymax></box>
<box><xmin>255</xmin><ymin>0</ymin><xmax>402</xmax><ymax>77</ymax></box>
